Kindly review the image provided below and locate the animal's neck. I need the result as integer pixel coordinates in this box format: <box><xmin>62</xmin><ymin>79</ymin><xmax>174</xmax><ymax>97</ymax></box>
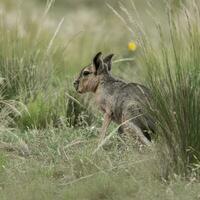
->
<box><xmin>94</xmin><ymin>75</ymin><xmax>109</xmax><ymax>92</ymax></box>
<box><xmin>94</xmin><ymin>74</ymin><xmax>115</xmax><ymax>100</ymax></box>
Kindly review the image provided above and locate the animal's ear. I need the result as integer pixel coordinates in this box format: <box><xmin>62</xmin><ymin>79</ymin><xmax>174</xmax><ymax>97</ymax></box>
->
<box><xmin>93</xmin><ymin>52</ymin><xmax>104</xmax><ymax>75</ymax></box>
<box><xmin>103</xmin><ymin>54</ymin><xmax>114</xmax><ymax>71</ymax></box>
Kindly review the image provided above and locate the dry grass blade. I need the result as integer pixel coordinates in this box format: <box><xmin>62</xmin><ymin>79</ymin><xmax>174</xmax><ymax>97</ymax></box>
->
<box><xmin>106</xmin><ymin>3</ymin><xmax>135</xmax><ymax>35</ymax></box>
<box><xmin>60</xmin><ymin>157</ymin><xmax>154</xmax><ymax>186</ymax></box>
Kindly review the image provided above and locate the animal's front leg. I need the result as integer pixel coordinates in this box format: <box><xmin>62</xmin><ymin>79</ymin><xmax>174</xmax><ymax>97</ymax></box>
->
<box><xmin>99</xmin><ymin>113</ymin><xmax>112</xmax><ymax>142</ymax></box>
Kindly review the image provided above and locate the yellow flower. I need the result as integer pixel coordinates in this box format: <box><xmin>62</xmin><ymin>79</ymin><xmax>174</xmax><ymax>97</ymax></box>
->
<box><xmin>128</xmin><ymin>41</ymin><xmax>137</xmax><ymax>51</ymax></box>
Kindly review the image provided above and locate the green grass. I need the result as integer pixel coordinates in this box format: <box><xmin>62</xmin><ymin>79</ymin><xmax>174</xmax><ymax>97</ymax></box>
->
<box><xmin>0</xmin><ymin>127</ymin><xmax>200</xmax><ymax>200</ymax></box>
<box><xmin>140</xmin><ymin>3</ymin><xmax>200</xmax><ymax>177</ymax></box>
<box><xmin>0</xmin><ymin>0</ymin><xmax>101</xmax><ymax>129</ymax></box>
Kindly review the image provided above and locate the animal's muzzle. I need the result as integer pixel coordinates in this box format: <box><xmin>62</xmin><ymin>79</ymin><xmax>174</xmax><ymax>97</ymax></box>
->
<box><xmin>73</xmin><ymin>80</ymin><xmax>79</xmax><ymax>91</ymax></box>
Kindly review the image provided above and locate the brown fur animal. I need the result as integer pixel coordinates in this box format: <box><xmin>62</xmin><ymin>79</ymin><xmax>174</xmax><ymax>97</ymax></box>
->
<box><xmin>74</xmin><ymin>52</ymin><xmax>154</xmax><ymax>146</ymax></box>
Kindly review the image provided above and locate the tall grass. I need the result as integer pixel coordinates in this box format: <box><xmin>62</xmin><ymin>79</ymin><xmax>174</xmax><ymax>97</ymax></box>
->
<box><xmin>110</xmin><ymin>1</ymin><xmax>200</xmax><ymax>177</ymax></box>
<box><xmin>0</xmin><ymin>21</ymin><xmax>52</xmax><ymax>101</ymax></box>
<box><xmin>142</xmin><ymin>3</ymin><xmax>200</xmax><ymax>177</ymax></box>
<box><xmin>0</xmin><ymin>0</ymin><xmax>99</xmax><ymax>129</ymax></box>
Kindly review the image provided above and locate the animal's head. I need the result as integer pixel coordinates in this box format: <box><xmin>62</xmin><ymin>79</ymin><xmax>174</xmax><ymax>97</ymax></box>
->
<box><xmin>73</xmin><ymin>52</ymin><xmax>114</xmax><ymax>94</ymax></box>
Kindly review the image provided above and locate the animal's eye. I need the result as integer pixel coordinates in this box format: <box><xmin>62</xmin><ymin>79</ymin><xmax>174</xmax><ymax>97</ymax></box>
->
<box><xmin>83</xmin><ymin>71</ymin><xmax>91</xmax><ymax>76</ymax></box>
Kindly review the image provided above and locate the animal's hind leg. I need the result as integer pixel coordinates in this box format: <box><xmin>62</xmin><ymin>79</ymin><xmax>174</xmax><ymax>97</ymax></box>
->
<box><xmin>124</xmin><ymin>122</ymin><xmax>151</xmax><ymax>146</ymax></box>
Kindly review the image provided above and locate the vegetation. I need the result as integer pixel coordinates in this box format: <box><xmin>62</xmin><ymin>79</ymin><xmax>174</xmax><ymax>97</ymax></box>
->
<box><xmin>143</xmin><ymin>7</ymin><xmax>200</xmax><ymax>177</ymax></box>
<box><xmin>120</xmin><ymin>0</ymin><xmax>200</xmax><ymax>177</ymax></box>
<box><xmin>0</xmin><ymin>0</ymin><xmax>199</xmax><ymax>199</ymax></box>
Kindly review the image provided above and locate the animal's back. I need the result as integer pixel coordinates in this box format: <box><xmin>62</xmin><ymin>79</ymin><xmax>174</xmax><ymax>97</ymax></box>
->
<box><xmin>109</xmin><ymin>80</ymin><xmax>154</xmax><ymax>132</ymax></box>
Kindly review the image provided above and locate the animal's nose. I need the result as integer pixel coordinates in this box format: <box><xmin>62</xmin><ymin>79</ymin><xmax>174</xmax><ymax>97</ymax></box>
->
<box><xmin>73</xmin><ymin>80</ymin><xmax>79</xmax><ymax>85</ymax></box>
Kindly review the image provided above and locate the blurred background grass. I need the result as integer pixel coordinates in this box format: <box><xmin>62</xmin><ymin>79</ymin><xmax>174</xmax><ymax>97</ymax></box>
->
<box><xmin>0</xmin><ymin>0</ymin><xmax>200</xmax><ymax>199</ymax></box>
